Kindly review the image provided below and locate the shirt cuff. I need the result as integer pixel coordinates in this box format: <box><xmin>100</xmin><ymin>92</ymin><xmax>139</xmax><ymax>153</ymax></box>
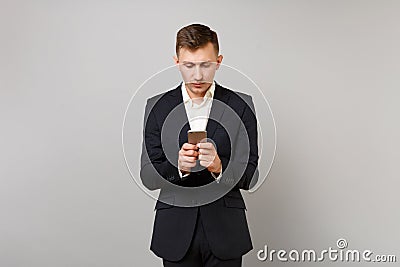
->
<box><xmin>211</xmin><ymin>171</ymin><xmax>222</xmax><ymax>183</ymax></box>
<box><xmin>179</xmin><ymin>170</ymin><xmax>190</xmax><ymax>179</ymax></box>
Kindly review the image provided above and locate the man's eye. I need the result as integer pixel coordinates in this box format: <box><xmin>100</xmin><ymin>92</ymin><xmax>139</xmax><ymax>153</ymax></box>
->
<box><xmin>184</xmin><ymin>64</ymin><xmax>194</xmax><ymax>68</ymax></box>
<box><xmin>200</xmin><ymin>63</ymin><xmax>211</xmax><ymax>68</ymax></box>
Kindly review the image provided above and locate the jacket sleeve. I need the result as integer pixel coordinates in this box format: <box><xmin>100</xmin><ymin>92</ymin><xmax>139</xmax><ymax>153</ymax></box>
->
<box><xmin>219</xmin><ymin>96</ymin><xmax>259</xmax><ymax>190</ymax></box>
<box><xmin>140</xmin><ymin>99</ymin><xmax>183</xmax><ymax>190</ymax></box>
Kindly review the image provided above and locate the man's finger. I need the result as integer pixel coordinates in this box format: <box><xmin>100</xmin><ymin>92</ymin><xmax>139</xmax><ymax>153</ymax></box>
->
<box><xmin>182</xmin><ymin>143</ymin><xmax>197</xmax><ymax>150</ymax></box>
<box><xmin>197</xmin><ymin>142</ymin><xmax>214</xmax><ymax>150</ymax></box>
<box><xmin>182</xmin><ymin>149</ymin><xmax>198</xmax><ymax>157</ymax></box>
<box><xmin>180</xmin><ymin>155</ymin><xmax>197</xmax><ymax>163</ymax></box>
<box><xmin>198</xmin><ymin>148</ymin><xmax>216</xmax><ymax>156</ymax></box>
<box><xmin>198</xmin><ymin>154</ymin><xmax>214</xmax><ymax>162</ymax></box>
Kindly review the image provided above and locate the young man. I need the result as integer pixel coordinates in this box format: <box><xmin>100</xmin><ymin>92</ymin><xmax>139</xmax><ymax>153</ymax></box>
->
<box><xmin>140</xmin><ymin>24</ymin><xmax>259</xmax><ymax>267</ymax></box>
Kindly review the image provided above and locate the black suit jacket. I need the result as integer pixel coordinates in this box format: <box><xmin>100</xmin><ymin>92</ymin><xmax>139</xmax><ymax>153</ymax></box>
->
<box><xmin>140</xmin><ymin>82</ymin><xmax>259</xmax><ymax>261</ymax></box>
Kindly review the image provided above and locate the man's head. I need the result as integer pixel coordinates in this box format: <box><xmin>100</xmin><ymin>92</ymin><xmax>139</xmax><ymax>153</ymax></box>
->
<box><xmin>173</xmin><ymin>24</ymin><xmax>223</xmax><ymax>98</ymax></box>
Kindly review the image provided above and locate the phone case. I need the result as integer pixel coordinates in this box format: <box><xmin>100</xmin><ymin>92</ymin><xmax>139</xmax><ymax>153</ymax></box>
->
<box><xmin>188</xmin><ymin>130</ymin><xmax>207</xmax><ymax>145</ymax></box>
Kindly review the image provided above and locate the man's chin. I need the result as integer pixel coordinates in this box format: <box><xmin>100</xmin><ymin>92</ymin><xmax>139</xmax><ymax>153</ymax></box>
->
<box><xmin>187</xmin><ymin>82</ymin><xmax>211</xmax><ymax>92</ymax></box>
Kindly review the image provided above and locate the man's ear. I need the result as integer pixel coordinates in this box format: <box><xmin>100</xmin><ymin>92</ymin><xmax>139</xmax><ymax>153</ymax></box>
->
<box><xmin>216</xmin><ymin>55</ymin><xmax>223</xmax><ymax>70</ymax></box>
<box><xmin>173</xmin><ymin>55</ymin><xmax>179</xmax><ymax>65</ymax></box>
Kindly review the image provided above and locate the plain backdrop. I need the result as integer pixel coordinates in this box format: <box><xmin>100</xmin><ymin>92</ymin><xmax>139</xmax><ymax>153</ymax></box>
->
<box><xmin>1</xmin><ymin>1</ymin><xmax>399</xmax><ymax>266</ymax></box>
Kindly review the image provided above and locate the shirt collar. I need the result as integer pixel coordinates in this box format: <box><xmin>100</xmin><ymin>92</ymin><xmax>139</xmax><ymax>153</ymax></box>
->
<box><xmin>181</xmin><ymin>81</ymin><xmax>215</xmax><ymax>103</ymax></box>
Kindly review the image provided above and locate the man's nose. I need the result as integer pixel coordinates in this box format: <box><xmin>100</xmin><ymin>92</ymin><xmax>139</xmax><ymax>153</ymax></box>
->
<box><xmin>194</xmin><ymin>65</ymin><xmax>203</xmax><ymax>81</ymax></box>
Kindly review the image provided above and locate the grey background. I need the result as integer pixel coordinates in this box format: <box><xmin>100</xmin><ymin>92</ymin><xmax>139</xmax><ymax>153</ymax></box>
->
<box><xmin>1</xmin><ymin>0</ymin><xmax>399</xmax><ymax>266</ymax></box>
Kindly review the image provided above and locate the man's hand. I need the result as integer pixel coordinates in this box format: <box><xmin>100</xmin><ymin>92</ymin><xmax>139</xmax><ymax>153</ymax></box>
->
<box><xmin>197</xmin><ymin>142</ymin><xmax>222</xmax><ymax>174</ymax></box>
<box><xmin>178</xmin><ymin>143</ymin><xmax>198</xmax><ymax>175</ymax></box>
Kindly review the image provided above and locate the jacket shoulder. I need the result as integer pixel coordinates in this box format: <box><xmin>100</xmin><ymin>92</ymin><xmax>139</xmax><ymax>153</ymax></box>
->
<box><xmin>146</xmin><ymin>86</ymin><xmax>177</xmax><ymax>104</ymax></box>
<box><xmin>217</xmin><ymin>84</ymin><xmax>255</xmax><ymax>114</ymax></box>
<box><xmin>145</xmin><ymin>85</ymin><xmax>181</xmax><ymax>111</ymax></box>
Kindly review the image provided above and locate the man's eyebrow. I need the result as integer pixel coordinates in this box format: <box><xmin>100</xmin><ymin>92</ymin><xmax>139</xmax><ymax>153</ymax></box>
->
<box><xmin>181</xmin><ymin>60</ymin><xmax>213</xmax><ymax>64</ymax></box>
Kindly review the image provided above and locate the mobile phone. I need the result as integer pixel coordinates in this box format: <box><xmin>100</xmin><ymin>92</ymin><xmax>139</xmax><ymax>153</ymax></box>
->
<box><xmin>188</xmin><ymin>130</ymin><xmax>207</xmax><ymax>145</ymax></box>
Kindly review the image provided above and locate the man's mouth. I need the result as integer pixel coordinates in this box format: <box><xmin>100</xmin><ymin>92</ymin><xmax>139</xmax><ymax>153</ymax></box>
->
<box><xmin>192</xmin><ymin>83</ymin><xmax>203</xmax><ymax>88</ymax></box>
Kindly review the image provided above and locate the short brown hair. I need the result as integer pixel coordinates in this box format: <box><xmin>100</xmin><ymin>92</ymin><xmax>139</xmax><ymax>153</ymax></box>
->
<box><xmin>176</xmin><ymin>24</ymin><xmax>219</xmax><ymax>56</ymax></box>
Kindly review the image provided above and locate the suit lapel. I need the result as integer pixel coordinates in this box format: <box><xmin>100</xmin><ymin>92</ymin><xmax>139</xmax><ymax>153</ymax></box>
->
<box><xmin>206</xmin><ymin>83</ymin><xmax>230</xmax><ymax>140</ymax></box>
<box><xmin>166</xmin><ymin>84</ymin><xmax>191</xmax><ymax>147</ymax></box>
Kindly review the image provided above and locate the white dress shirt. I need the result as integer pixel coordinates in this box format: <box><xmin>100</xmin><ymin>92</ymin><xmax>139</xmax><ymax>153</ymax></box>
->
<box><xmin>179</xmin><ymin>81</ymin><xmax>222</xmax><ymax>182</ymax></box>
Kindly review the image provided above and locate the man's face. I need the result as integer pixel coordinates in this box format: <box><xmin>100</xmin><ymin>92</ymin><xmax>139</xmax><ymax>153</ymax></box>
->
<box><xmin>174</xmin><ymin>42</ymin><xmax>223</xmax><ymax>98</ymax></box>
